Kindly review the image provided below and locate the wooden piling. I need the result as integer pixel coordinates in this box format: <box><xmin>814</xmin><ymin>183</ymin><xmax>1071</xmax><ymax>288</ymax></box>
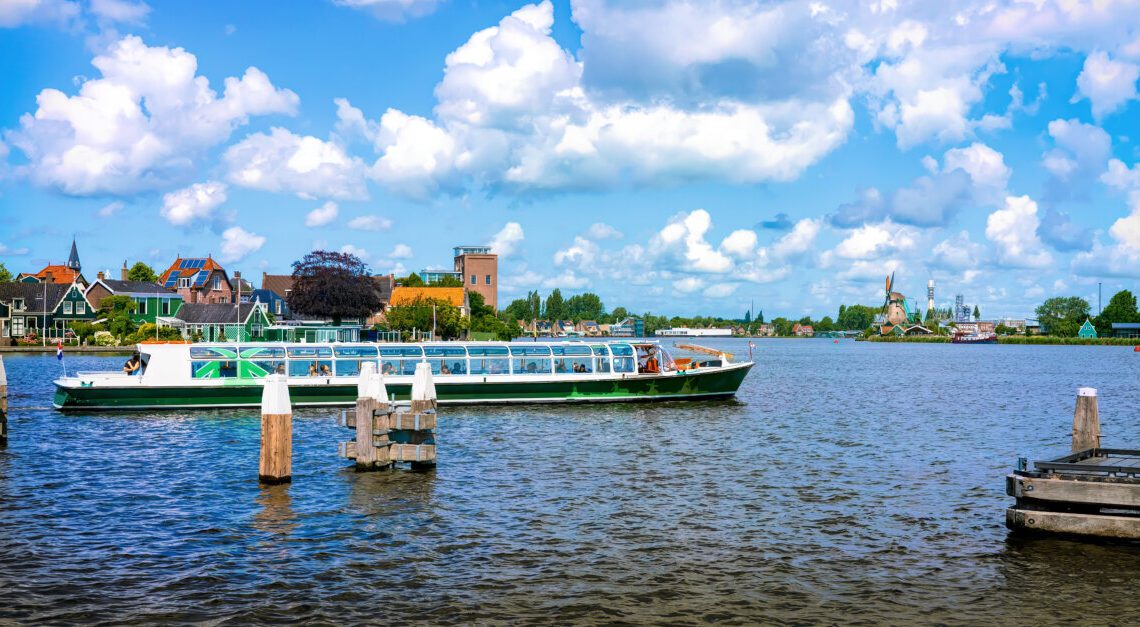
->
<box><xmin>259</xmin><ymin>373</ymin><xmax>292</xmax><ymax>484</ymax></box>
<box><xmin>340</xmin><ymin>362</ymin><xmax>436</xmax><ymax>468</ymax></box>
<box><xmin>0</xmin><ymin>356</ymin><xmax>7</xmax><ymax>446</ymax></box>
<box><xmin>1072</xmin><ymin>387</ymin><xmax>1100</xmax><ymax>452</ymax></box>
<box><xmin>351</xmin><ymin>362</ymin><xmax>391</xmax><ymax>471</ymax></box>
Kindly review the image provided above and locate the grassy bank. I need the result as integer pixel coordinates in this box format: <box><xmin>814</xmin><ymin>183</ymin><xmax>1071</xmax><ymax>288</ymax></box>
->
<box><xmin>861</xmin><ymin>335</ymin><xmax>1140</xmax><ymax>346</ymax></box>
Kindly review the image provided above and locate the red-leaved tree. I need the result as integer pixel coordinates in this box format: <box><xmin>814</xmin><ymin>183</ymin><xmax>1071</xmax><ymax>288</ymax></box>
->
<box><xmin>287</xmin><ymin>251</ymin><xmax>384</xmax><ymax>324</ymax></box>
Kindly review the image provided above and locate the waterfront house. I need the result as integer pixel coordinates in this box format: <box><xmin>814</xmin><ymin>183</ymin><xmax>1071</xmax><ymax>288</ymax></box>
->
<box><xmin>166</xmin><ymin>302</ymin><xmax>270</xmax><ymax>342</ymax></box>
<box><xmin>610</xmin><ymin>317</ymin><xmax>644</xmax><ymax>337</ymax></box>
<box><xmin>387</xmin><ymin>286</ymin><xmax>468</xmax><ymax>317</ymax></box>
<box><xmin>250</xmin><ymin>288</ymin><xmax>289</xmax><ymax>319</ymax></box>
<box><xmin>576</xmin><ymin>320</ymin><xmax>601</xmax><ymax>336</ymax></box>
<box><xmin>1078</xmin><ymin>318</ymin><xmax>1098</xmax><ymax>339</ymax></box>
<box><xmin>0</xmin><ymin>282</ymin><xmax>95</xmax><ymax>343</ymax></box>
<box><xmin>792</xmin><ymin>324</ymin><xmax>815</xmax><ymax>337</ymax></box>
<box><xmin>554</xmin><ymin>320</ymin><xmax>576</xmax><ymax>335</ymax></box>
<box><xmin>1111</xmin><ymin>323</ymin><xmax>1140</xmax><ymax>338</ymax></box>
<box><xmin>158</xmin><ymin>257</ymin><xmax>233</xmax><ymax>304</ymax></box>
<box><xmin>86</xmin><ymin>271</ymin><xmax>182</xmax><ymax>325</ymax></box>
<box><xmin>755</xmin><ymin>323</ymin><xmax>775</xmax><ymax>337</ymax></box>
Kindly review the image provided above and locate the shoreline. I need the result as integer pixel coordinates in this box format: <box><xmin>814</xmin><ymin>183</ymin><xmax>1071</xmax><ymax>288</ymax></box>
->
<box><xmin>0</xmin><ymin>346</ymin><xmax>134</xmax><ymax>354</ymax></box>
<box><xmin>862</xmin><ymin>336</ymin><xmax>1140</xmax><ymax>346</ymax></box>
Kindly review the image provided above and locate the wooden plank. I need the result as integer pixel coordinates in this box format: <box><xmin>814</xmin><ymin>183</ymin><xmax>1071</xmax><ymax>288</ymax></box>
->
<box><xmin>259</xmin><ymin>413</ymin><xmax>292</xmax><ymax>483</ymax></box>
<box><xmin>390</xmin><ymin>412</ymin><xmax>437</xmax><ymax>431</ymax></box>
<box><xmin>339</xmin><ymin>409</ymin><xmax>356</xmax><ymax>428</ymax></box>
<box><xmin>354</xmin><ymin>396</ymin><xmax>388</xmax><ymax>469</ymax></box>
<box><xmin>410</xmin><ymin>399</ymin><xmax>437</xmax><ymax>414</ymax></box>
<box><xmin>1008</xmin><ymin>474</ymin><xmax>1140</xmax><ymax>507</ymax></box>
<box><xmin>338</xmin><ymin>441</ymin><xmax>357</xmax><ymax>460</ymax></box>
<box><xmin>389</xmin><ymin>443</ymin><xmax>436</xmax><ymax>463</ymax></box>
<box><xmin>1006</xmin><ymin>508</ymin><xmax>1140</xmax><ymax>539</ymax></box>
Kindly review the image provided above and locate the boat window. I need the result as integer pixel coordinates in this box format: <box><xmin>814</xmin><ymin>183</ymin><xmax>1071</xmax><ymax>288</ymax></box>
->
<box><xmin>379</xmin><ymin>359</ymin><xmax>419</xmax><ymax>376</ymax></box>
<box><xmin>513</xmin><ymin>357</ymin><xmax>552</xmax><ymax>375</ymax></box>
<box><xmin>609</xmin><ymin>343</ymin><xmax>634</xmax><ymax>356</ymax></box>
<box><xmin>336</xmin><ymin>359</ymin><xmax>377</xmax><ymax>377</ymax></box>
<box><xmin>613</xmin><ymin>356</ymin><xmax>635</xmax><ymax>373</ymax></box>
<box><xmin>467</xmin><ymin>346</ymin><xmax>509</xmax><ymax>375</ymax></box>
<box><xmin>240</xmin><ymin>346</ymin><xmax>285</xmax><ymax>359</ymax></box>
<box><xmin>380</xmin><ymin>346</ymin><xmax>424</xmax><ymax>358</ymax></box>
<box><xmin>424</xmin><ymin>346</ymin><xmax>467</xmax><ymax>357</ymax></box>
<box><xmin>244</xmin><ymin>360</ymin><xmax>286</xmax><ymax>378</ymax></box>
<box><xmin>287</xmin><ymin>346</ymin><xmax>333</xmax><ymax>358</ymax></box>
<box><xmin>554</xmin><ymin>356</ymin><xmax>593</xmax><ymax>374</ymax></box>
<box><xmin>509</xmin><ymin>345</ymin><xmax>552</xmax><ymax>357</ymax></box>
<box><xmin>334</xmin><ymin>345</ymin><xmax>378</xmax><ymax>358</ymax></box>
<box><xmin>290</xmin><ymin>359</ymin><xmax>333</xmax><ymax>377</ymax></box>
<box><xmin>551</xmin><ymin>344</ymin><xmax>591</xmax><ymax>356</ymax></box>
<box><xmin>191</xmin><ymin>346</ymin><xmax>238</xmax><ymax>359</ymax></box>
<box><xmin>191</xmin><ymin>360</ymin><xmax>238</xmax><ymax>378</ymax></box>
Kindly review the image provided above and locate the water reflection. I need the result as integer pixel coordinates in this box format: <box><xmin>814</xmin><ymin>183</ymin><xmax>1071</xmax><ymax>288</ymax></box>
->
<box><xmin>253</xmin><ymin>483</ymin><xmax>297</xmax><ymax>537</ymax></box>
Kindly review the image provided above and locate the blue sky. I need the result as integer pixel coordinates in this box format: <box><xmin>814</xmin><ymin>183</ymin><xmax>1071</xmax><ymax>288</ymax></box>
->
<box><xmin>2</xmin><ymin>0</ymin><xmax>1140</xmax><ymax>319</ymax></box>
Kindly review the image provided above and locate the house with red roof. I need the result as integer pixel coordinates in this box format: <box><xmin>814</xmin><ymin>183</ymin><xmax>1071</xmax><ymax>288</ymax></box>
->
<box><xmin>18</xmin><ymin>239</ymin><xmax>88</xmax><ymax>287</ymax></box>
<box><xmin>158</xmin><ymin>256</ymin><xmax>234</xmax><ymax>305</ymax></box>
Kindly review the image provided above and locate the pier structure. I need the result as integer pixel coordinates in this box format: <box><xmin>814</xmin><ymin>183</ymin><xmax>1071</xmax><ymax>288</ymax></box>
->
<box><xmin>1</xmin><ymin>356</ymin><xmax>7</xmax><ymax>446</ymax></box>
<box><xmin>259</xmin><ymin>374</ymin><xmax>292</xmax><ymax>484</ymax></box>
<box><xmin>338</xmin><ymin>362</ymin><xmax>437</xmax><ymax>470</ymax></box>
<box><xmin>1006</xmin><ymin>387</ymin><xmax>1140</xmax><ymax>538</ymax></box>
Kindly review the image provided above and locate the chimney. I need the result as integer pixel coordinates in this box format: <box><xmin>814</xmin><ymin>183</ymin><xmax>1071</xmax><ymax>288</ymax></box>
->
<box><xmin>262</xmin><ymin>272</ymin><xmax>268</xmax><ymax>289</ymax></box>
<box><xmin>44</xmin><ymin>271</ymin><xmax>53</xmax><ymax>283</ymax></box>
<box><xmin>233</xmin><ymin>271</ymin><xmax>242</xmax><ymax>302</ymax></box>
<box><xmin>121</xmin><ymin>260</ymin><xmax>129</xmax><ymax>281</ymax></box>
<box><xmin>97</xmin><ymin>271</ymin><xmax>105</xmax><ymax>281</ymax></box>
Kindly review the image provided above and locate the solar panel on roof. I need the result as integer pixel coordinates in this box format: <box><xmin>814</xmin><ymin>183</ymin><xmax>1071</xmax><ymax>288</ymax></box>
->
<box><xmin>193</xmin><ymin>270</ymin><xmax>209</xmax><ymax>286</ymax></box>
<box><xmin>164</xmin><ymin>277</ymin><xmax>178</xmax><ymax>287</ymax></box>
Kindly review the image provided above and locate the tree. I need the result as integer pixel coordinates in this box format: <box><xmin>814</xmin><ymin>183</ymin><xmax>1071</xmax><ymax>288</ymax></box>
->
<box><xmin>770</xmin><ymin>317</ymin><xmax>793</xmax><ymax>336</ymax></box>
<box><xmin>288</xmin><ymin>250</ymin><xmax>384</xmax><ymax>325</ymax></box>
<box><xmin>398</xmin><ymin>273</ymin><xmax>425</xmax><ymax>287</ymax></box>
<box><xmin>468</xmin><ymin>290</ymin><xmax>495</xmax><ymax>319</ymax></box>
<box><xmin>0</xmin><ymin>262</ymin><xmax>11</xmax><ymax>283</ymax></box>
<box><xmin>527</xmin><ymin>290</ymin><xmax>542</xmax><ymax>320</ymax></box>
<box><xmin>544</xmin><ymin>288</ymin><xmax>565</xmax><ymax>321</ymax></box>
<box><xmin>815</xmin><ymin>316</ymin><xmax>835</xmax><ymax>333</ymax></box>
<box><xmin>1093</xmin><ymin>290</ymin><xmax>1139</xmax><ymax>335</ymax></box>
<box><xmin>98</xmin><ymin>295</ymin><xmax>139</xmax><ymax>338</ymax></box>
<box><xmin>503</xmin><ymin>298</ymin><xmax>531</xmax><ymax>322</ymax></box>
<box><xmin>429</xmin><ymin>275</ymin><xmax>463</xmax><ymax>287</ymax></box>
<box><xmin>1035</xmin><ymin>296</ymin><xmax>1091</xmax><ymax>337</ymax></box>
<box><xmin>973</xmin><ymin>304</ymin><xmax>980</xmax><ymax>321</ymax></box>
<box><xmin>743</xmin><ymin>310</ymin><xmax>752</xmax><ymax>324</ymax></box>
<box><xmin>565</xmin><ymin>292</ymin><xmax>604</xmax><ymax>321</ymax></box>
<box><xmin>609</xmin><ymin>306</ymin><xmax>629</xmax><ymax>323</ymax></box>
<box><xmin>126</xmin><ymin>262</ymin><xmax>158</xmax><ymax>283</ymax></box>
<box><xmin>756</xmin><ymin>309</ymin><xmax>764</xmax><ymax>324</ymax></box>
<box><xmin>837</xmin><ymin>304</ymin><xmax>876</xmax><ymax>330</ymax></box>
<box><xmin>384</xmin><ymin>297</ymin><xmax>467</xmax><ymax>340</ymax></box>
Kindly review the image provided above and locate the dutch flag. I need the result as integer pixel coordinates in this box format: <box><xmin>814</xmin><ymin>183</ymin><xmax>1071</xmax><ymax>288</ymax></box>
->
<box><xmin>57</xmin><ymin>340</ymin><xmax>63</xmax><ymax>361</ymax></box>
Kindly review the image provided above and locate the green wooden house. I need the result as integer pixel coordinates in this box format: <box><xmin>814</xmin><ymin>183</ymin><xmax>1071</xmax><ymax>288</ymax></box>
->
<box><xmin>86</xmin><ymin>276</ymin><xmax>182</xmax><ymax>324</ymax></box>
<box><xmin>169</xmin><ymin>302</ymin><xmax>271</xmax><ymax>342</ymax></box>
<box><xmin>0</xmin><ymin>282</ymin><xmax>96</xmax><ymax>342</ymax></box>
<box><xmin>1078</xmin><ymin>318</ymin><xmax>1098</xmax><ymax>339</ymax></box>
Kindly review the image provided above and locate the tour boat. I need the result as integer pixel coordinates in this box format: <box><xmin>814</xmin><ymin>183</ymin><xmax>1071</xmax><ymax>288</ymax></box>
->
<box><xmin>53</xmin><ymin>340</ymin><xmax>753</xmax><ymax>410</ymax></box>
<box><xmin>951</xmin><ymin>331</ymin><xmax>998</xmax><ymax>344</ymax></box>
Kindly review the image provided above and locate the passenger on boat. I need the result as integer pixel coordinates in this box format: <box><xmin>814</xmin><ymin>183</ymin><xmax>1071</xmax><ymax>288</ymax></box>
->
<box><xmin>441</xmin><ymin>363</ymin><xmax>451</xmax><ymax>375</ymax></box>
<box><xmin>308</xmin><ymin>362</ymin><xmax>318</xmax><ymax>376</ymax></box>
<box><xmin>452</xmin><ymin>362</ymin><xmax>464</xmax><ymax>374</ymax></box>
<box><xmin>319</xmin><ymin>364</ymin><xmax>331</xmax><ymax>376</ymax></box>
<box><xmin>644</xmin><ymin>355</ymin><xmax>659</xmax><ymax>374</ymax></box>
<box><xmin>383</xmin><ymin>363</ymin><xmax>396</xmax><ymax>375</ymax></box>
<box><xmin>275</xmin><ymin>363</ymin><xmax>286</xmax><ymax>374</ymax></box>
<box><xmin>123</xmin><ymin>352</ymin><xmax>142</xmax><ymax>375</ymax></box>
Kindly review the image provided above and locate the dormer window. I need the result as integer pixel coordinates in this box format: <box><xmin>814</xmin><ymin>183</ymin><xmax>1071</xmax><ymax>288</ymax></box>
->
<box><xmin>13</xmin><ymin>298</ymin><xmax>24</xmax><ymax>311</ymax></box>
<box><xmin>178</xmin><ymin>277</ymin><xmax>191</xmax><ymax>288</ymax></box>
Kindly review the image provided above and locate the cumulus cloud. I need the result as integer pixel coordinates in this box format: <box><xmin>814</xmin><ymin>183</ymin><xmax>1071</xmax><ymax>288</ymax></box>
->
<box><xmin>703</xmin><ymin>283</ymin><xmax>738</xmax><ymax>298</ymax></box>
<box><xmin>6</xmin><ymin>35</ymin><xmax>297</xmax><ymax>196</ymax></box>
<box><xmin>929</xmin><ymin>230</ymin><xmax>985</xmax><ymax>271</ymax></box>
<box><xmin>985</xmin><ymin>195</ymin><xmax>1053</xmax><ymax>268</ymax></box>
<box><xmin>346</xmin><ymin>215</ymin><xmax>392</xmax><ymax>231</ymax></box>
<box><xmin>829</xmin><ymin>220</ymin><xmax>918</xmax><ymax>261</ymax></box>
<box><xmin>160</xmin><ymin>181</ymin><xmax>227</xmax><ymax>226</ymax></box>
<box><xmin>224</xmin><ymin>127</ymin><xmax>366</xmax><ymax>200</ymax></box>
<box><xmin>332</xmin><ymin>0</ymin><xmax>441</xmax><ymax>22</ymax></box>
<box><xmin>1073</xmin><ymin>51</ymin><xmax>1140</xmax><ymax>120</ymax></box>
<box><xmin>219</xmin><ymin>225</ymin><xmax>265</xmax><ymax>263</ymax></box>
<box><xmin>585</xmin><ymin>222</ymin><xmax>623</xmax><ymax>240</ymax></box>
<box><xmin>90</xmin><ymin>0</ymin><xmax>149</xmax><ymax>24</ymax></box>
<box><xmin>388</xmin><ymin>243</ymin><xmax>413</xmax><ymax>259</ymax></box>
<box><xmin>305</xmin><ymin>201</ymin><xmax>338</xmax><ymax>227</ymax></box>
<box><xmin>490</xmin><ymin>222</ymin><xmax>525</xmax><ymax>257</ymax></box>
<box><xmin>0</xmin><ymin>243</ymin><xmax>32</xmax><ymax>256</ymax></box>
<box><xmin>0</xmin><ymin>0</ymin><xmax>79</xmax><ymax>27</ymax></box>
<box><xmin>97</xmin><ymin>200</ymin><xmax>124</xmax><ymax>218</ymax></box>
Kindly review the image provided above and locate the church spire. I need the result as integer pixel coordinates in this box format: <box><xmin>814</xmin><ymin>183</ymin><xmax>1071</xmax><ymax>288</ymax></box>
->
<box><xmin>67</xmin><ymin>238</ymin><xmax>81</xmax><ymax>272</ymax></box>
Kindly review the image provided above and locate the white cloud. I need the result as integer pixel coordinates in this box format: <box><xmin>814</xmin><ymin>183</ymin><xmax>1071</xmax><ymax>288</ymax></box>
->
<box><xmin>585</xmin><ymin>222</ymin><xmax>623</xmax><ymax>240</ymax></box>
<box><xmin>930</xmin><ymin>230</ymin><xmax>985</xmax><ymax>271</ymax></box>
<box><xmin>985</xmin><ymin>195</ymin><xmax>1053</xmax><ymax>268</ymax></box>
<box><xmin>1042</xmin><ymin>118</ymin><xmax>1111</xmax><ymax>182</ymax></box>
<box><xmin>332</xmin><ymin>0</ymin><xmax>440</xmax><ymax>22</ymax></box>
<box><xmin>830</xmin><ymin>220</ymin><xmax>917</xmax><ymax>260</ymax></box>
<box><xmin>389</xmin><ymin>243</ymin><xmax>413</xmax><ymax>259</ymax></box>
<box><xmin>542</xmin><ymin>270</ymin><xmax>588</xmax><ymax>289</ymax></box>
<box><xmin>339</xmin><ymin>244</ymin><xmax>369</xmax><ymax>261</ymax></box>
<box><xmin>0</xmin><ymin>0</ymin><xmax>78</xmax><ymax>27</ymax></box>
<box><xmin>219</xmin><ymin>225</ymin><xmax>265</xmax><ymax>263</ymax></box>
<box><xmin>160</xmin><ymin>181</ymin><xmax>227</xmax><ymax>226</ymax></box>
<box><xmin>97</xmin><ymin>200</ymin><xmax>124</xmax><ymax>217</ymax></box>
<box><xmin>346</xmin><ymin>215</ymin><xmax>392</xmax><ymax>231</ymax></box>
<box><xmin>941</xmin><ymin>142</ymin><xmax>1010</xmax><ymax>202</ymax></box>
<box><xmin>1102</xmin><ymin>158</ymin><xmax>1140</xmax><ymax>191</ymax></box>
<box><xmin>6</xmin><ymin>35</ymin><xmax>297</xmax><ymax>196</ymax></box>
<box><xmin>89</xmin><ymin>0</ymin><xmax>149</xmax><ymax>24</ymax></box>
<box><xmin>490</xmin><ymin>222</ymin><xmax>525</xmax><ymax>257</ymax></box>
<box><xmin>0</xmin><ymin>243</ymin><xmax>32</xmax><ymax>255</ymax></box>
<box><xmin>703</xmin><ymin>282</ymin><xmax>738</xmax><ymax>298</ymax></box>
<box><xmin>720</xmin><ymin>229</ymin><xmax>758</xmax><ymax>259</ymax></box>
<box><xmin>1073</xmin><ymin>51</ymin><xmax>1140</xmax><ymax>120</ymax></box>
<box><xmin>224</xmin><ymin>127</ymin><xmax>366</xmax><ymax>200</ymax></box>
<box><xmin>654</xmin><ymin>209</ymin><xmax>733</xmax><ymax>273</ymax></box>
<box><xmin>770</xmin><ymin>218</ymin><xmax>821</xmax><ymax>259</ymax></box>
<box><xmin>305</xmin><ymin>201</ymin><xmax>338</xmax><ymax>227</ymax></box>
<box><xmin>673</xmin><ymin>277</ymin><xmax>704</xmax><ymax>294</ymax></box>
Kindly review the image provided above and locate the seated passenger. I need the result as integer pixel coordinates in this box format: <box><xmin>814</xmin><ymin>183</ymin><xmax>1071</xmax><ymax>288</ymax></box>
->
<box><xmin>452</xmin><ymin>362</ymin><xmax>463</xmax><ymax>374</ymax></box>
<box><xmin>308</xmin><ymin>362</ymin><xmax>318</xmax><ymax>376</ymax></box>
<box><xmin>123</xmin><ymin>352</ymin><xmax>142</xmax><ymax>375</ymax></box>
<box><xmin>441</xmin><ymin>363</ymin><xmax>451</xmax><ymax>375</ymax></box>
<box><xmin>383</xmin><ymin>363</ymin><xmax>396</xmax><ymax>375</ymax></box>
<box><xmin>275</xmin><ymin>363</ymin><xmax>286</xmax><ymax>374</ymax></box>
<box><xmin>645</xmin><ymin>355</ymin><xmax>660</xmax><ymax>374</ymax></box>
<box><xmin>526</xmin><ymin>361</ymin><xmax>537</xmax><ymax>373</ymax></box>
<box><xmin>319</xmin><ymin>364</ymin><xmax>331</xmax><ymax>376</ymax></box>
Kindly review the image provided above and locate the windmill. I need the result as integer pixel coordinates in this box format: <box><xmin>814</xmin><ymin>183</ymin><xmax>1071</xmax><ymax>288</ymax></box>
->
<box><xmin>878</xmin><ymin>272</ymin><xmax>915</xmax><ymax>335</ymax></box>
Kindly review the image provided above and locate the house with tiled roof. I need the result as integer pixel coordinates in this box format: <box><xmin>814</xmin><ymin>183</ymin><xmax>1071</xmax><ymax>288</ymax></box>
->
<box><xmin>792</xmin><ymin>324</ymin><xmax>815</xmax><ymax>337</ymax></box>
<box><xmin>166</xmin><ymin>302</ymin><xmax>270</xmax><ymax>342</ymax></box>
<box><xmin>158</xmin><ymin>257</ymin><xmax>233</xmax><ymax>305</ymax></box>
<box><xmin>86</xmin><ymin>268</ymin><xmax>181</xmax><ymax>325</ymax></box>
<box><xmin>19</xmin><ymin>239</ymin><xmax>88</xmax><ymax>287</ymax></box>
<box><xmin>388</xmin><ymin>286</ymin><xmax>467</xmax><ymax>316</ymax></box>
<box><xmin>0</xmin><ymin>282</ymin><xmax>95</xmax><ymax>343</ymax></box>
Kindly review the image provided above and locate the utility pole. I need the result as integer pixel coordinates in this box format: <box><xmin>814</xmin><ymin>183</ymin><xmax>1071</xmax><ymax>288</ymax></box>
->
<box><xmin>1098</xmin><ymin>282</ymin><xmax>1102</xmax><ymax>316</ymax></box>
<box><xmin>42</xmin><ymin>280</ymin><xmax>47</xmax><ymax>346</ymax></box>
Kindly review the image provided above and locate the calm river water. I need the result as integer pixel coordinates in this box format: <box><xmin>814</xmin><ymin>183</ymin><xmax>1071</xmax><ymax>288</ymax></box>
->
<box><xmin>1</xmin><ymin>339</ymin><xmax>1139</xmax><ymax>624</ymax></box>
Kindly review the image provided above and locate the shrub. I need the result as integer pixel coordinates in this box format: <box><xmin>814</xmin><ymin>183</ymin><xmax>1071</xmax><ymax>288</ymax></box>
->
<box><xmin>93</xmin><ymin>331</ymin><xmax>118</xmax><ymax>346</ymax></box>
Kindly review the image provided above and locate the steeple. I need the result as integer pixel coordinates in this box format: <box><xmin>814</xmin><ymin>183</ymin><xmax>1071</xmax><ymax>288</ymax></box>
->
<box><xmin>66</xmin><ymin>238</ymin><xmax>81</xmax><ymax>272</ymax></box>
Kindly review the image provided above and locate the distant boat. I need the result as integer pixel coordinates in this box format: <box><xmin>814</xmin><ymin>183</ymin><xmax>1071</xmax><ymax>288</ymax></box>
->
<box><xmin>655</xmin><ymin>327</ymin><xmax>732</xmax><ymax>337</ymax></box>
<box><xmin>952</xmin><ymin>331</ymin><xmax>997</xmax><ymax>344</ymax></box>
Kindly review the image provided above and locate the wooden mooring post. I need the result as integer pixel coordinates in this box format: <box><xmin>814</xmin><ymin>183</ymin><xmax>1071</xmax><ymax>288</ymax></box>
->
<box><xmin>1006</xmin><ymin>387</ymin><xmax>1140</xmax><ymax>539</ymax></box>
<box><xmin>338</xmin><ymin>361</ymin><xmax>437</xmax><ymax>470</ymax></box>
<box><xmin>0</xmin><ymin>356</ymin><xmax>7</xmax><ymax>447</ymax></box>
<box><xmin>259</xmin><ymin>374</ymin><xmax>292</xmax><ymax>484</ymax></box>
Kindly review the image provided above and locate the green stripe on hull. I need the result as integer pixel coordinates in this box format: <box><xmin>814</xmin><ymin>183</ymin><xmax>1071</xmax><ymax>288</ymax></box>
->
<box><xmin>54</xmin><ymin>365</ymin><xmax>751</xmax><ymax>410</ymax></box>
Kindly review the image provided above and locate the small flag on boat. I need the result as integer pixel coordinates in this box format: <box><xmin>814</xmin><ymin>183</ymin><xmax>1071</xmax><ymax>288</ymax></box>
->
<box><xmin>57</xmin><ymin>340</ymin><xmax>63</xmax><ymax>361</ymax></box>
<box><xmin>748</xmin><ymin>341</ymin><xmax>756</xmax><ymax>349</ymax></box>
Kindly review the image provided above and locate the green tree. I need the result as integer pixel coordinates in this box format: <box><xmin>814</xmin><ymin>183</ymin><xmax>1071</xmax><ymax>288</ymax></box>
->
<box><xmin>545</xmin><ymin>288</ymin><xmax>565</xmax><ymax>321</ymax></box>
<box><xmin>98</xmin><ymin>295</ymin><xmax>139</xmax><ymax>338</ymax></box>
<box><xmin>756</xmin><ymin>309</ymin><xmax>764</xmax><ymax>324</ymax></box>
<box><xmin>385</xmin><ymin>297</ymin><xmax>467</xmax><ymax>340</ymax></box>
<box><xmin>0</xmin><ymin>262</ymin><xmax>12</xmax><ymax>283</ymax></box>
<box><xmin>565</xmin><ymin>292</ymin><xmax>604</xmax><ymax>321</ymax></box>
<box><xmin>1093</xmin><ymin>290</ymin><xmax>1139</xmax><ymax>335</ymax></box>
<box><xmin>1035</xmin><ymin>296</ymin><xmax>1091</xmax><ymax>337</ymax></box>
<box><xmin>126</xmin><ymin>262</ymin><xmax>159</xmax><ymax>283</ymax></box>
<box><xmin>770</xmin><ymin>317</ymin><xmax>793</xmax><ymax>336</ymax></box>
<box><xmin>837</xmin><ymin>304</ymin><xmax>876</xmax><ymax>330</ymax></box>
<box><xmin>609</xmin><ymin>306</ymin><xmax>629</xmax><ymax>323</ymax></box>
<box><xmin>815</xmin><ymin>316</ymin><xmax>835</xmax><ymax>333</ymax></box>
<box><xmin>527</xmin><ymin>290</ymin><xmax>542</xmax><ymax>320</ymax></box>
<box><xmin>743</xmin><ymin>310</ymin><xmax>752</xmax><ymax>324</ymax></box>
<box><xmin>468</xmin><ymin>290</ymin><xmax>495</xmax><ymax>319</ymax></box>
<box><xmin>429</xmin><ymin>275</ymin><xmax>463</xmax><ymax>287</ymax></box>
<box><xmin>399</xmin><ymin>272</ymin><xmax>425</xmax><ymax>287</ymax></box>
<box><xmin>973</xmin><ymin>304</ymin><xmax>980</xmax><ymax>321</ymax></box>
<box><xmin>502</xmin><ymin>298</ymin><xmax>531</xmax><ymax>322</ymax></box>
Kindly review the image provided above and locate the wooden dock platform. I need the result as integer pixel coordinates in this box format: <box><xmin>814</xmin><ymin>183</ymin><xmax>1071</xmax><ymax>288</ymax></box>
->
<box><xmin>1007</xmin><ymin>448</ymin><xmax>1140</xmax><ymax>539</ymax></box>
